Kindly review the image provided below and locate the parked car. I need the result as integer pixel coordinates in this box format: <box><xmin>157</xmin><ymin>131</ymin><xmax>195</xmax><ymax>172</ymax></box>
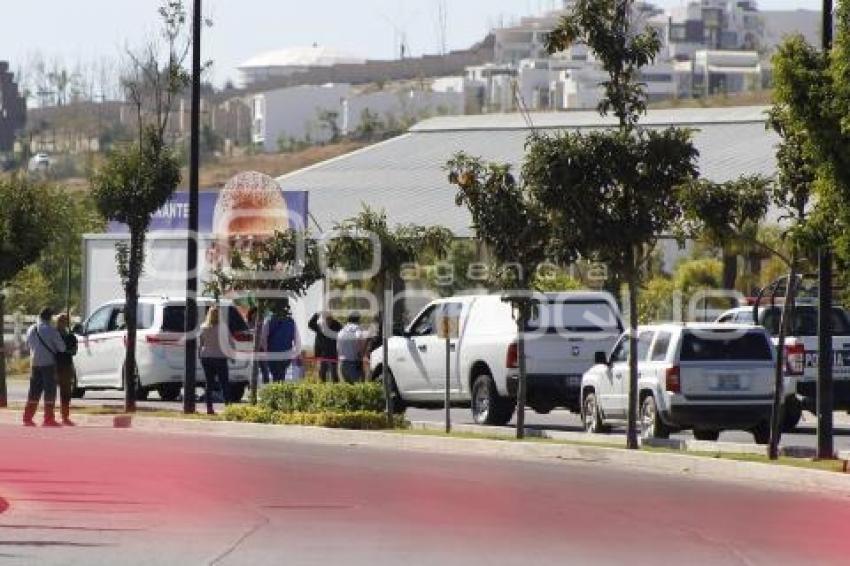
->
<box><xmin>370</xmin><ymin>292</ymin><xmax>623</xmax><ymax>425</ymax></box>
<box><xmin>72</xmin><ymin>296</ymin><xmax>253</xmax><ymax>401</ymax></box>
<box><xmin>716</xmin><ymin>304</ymin><xmax>850</xmax><ymax>424</ymax></box>
<box><xmin>581</xmin><ymin>323</ymin><xmax>778</xmax><ymax>444</ymax></box>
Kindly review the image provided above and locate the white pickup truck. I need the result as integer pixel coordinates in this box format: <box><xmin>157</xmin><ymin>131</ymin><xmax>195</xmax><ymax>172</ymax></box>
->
<box><xmin>716</xmin><ymin>305</ymin><xmax>850</xmax><ymax>426</ymax></box>
<box><xmin>370</xmin><ymin>292</ymin><xmax>623</xmax><ymax>425</ymax></box>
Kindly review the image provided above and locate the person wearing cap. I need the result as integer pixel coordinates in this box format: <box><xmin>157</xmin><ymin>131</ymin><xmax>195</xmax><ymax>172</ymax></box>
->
<box><xmin>337</xmin><ymin>312</ymin><xmax>367</xmax><ymax>383</ymax></box>
<box><xmin>23</xmin><ymin>307</ymin><xmax>66</xmax><ymax>427</ymax></box>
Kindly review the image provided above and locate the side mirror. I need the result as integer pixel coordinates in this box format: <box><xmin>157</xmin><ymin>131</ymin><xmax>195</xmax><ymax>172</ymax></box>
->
<box><xmin>594</xmin><ymin>351</ymin><xmax>608</xmax><ymax>366</ymax></box>
<box><xmin>72</xmin><ymin>323</ymin><xmax>85</xmax><ymax>336</ymax></box>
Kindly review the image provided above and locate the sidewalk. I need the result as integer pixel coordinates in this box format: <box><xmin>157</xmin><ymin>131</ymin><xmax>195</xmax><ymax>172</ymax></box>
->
<box><xmin>1</xmin><ymin>408</ymin><xmax>849</xmax><ymax>498</ymax></box>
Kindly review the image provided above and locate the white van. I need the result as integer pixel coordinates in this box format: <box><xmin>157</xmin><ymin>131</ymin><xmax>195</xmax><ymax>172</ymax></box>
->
<box><xmin>370</xmin><ymin>292</ymin><xmax>623</xmax><ymax>425</ymax></box>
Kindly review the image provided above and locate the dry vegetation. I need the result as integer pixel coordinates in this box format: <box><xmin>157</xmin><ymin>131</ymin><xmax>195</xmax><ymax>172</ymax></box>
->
<box><xmin>195</xmin><ymin>141</ymin><xmax>366</xmax><ymax>188</ymax></box>
<box><xmin>650</xmin><ymin>90</ymin><xmax>774</xmax><ymax>109</ymax></box>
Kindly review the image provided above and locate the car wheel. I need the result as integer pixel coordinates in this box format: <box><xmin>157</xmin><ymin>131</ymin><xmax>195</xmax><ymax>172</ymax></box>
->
<box><xmin>693</xmin><ymin>429</ymin><xmax>720</xmax><ymax>442</ymax></box>
<box><xmin>227</xmin><ymin>383</ymin><xmax>247</xmax><ymax>403</ymax></box>
<box><xmin>781</xmin><ymin>397</ymin><xmax>803</xmax><ymax>432</ymax></box>
<box><xmin>640</xmin><ymin>395</ymin><xmax>669</xmax><ymax>440</ymax></box>
<box><xmin>582</xmin><ymin>392</ymin><xmax>605</xmax><ymax>434</ymax></box>
<box><xmin>471</xmin><ymin>373</ymin><xmax>515</xmax><ymax>426</ymax></box>
<box><xmin>375</xmin><ymin>367</ymin><xmax>406</xmax><ymax>414</ymax></box>
<box><xmin>157</xmin><ymin>383</ymin><xmax>182</xmax><ymax>402</ymax></box>
<box><xmin>751</xmin><ymin>421</ymin><xmax>771</xmax><ymax>445</ymax></box>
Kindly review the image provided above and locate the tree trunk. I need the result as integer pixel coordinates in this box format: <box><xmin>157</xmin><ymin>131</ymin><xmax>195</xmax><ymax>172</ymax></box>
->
<box><xmin>0</xmin><ymin>292</ymin><xmax>7</xmax><ymax>408</ymax></box>
<box><xmin>769</xmin><ymin>267</ymin><xmax>797</xmax><ymax>460</ymax></box>
<box><xmin>250</xmin><ymin>311</ymin><xmax>261</xmax><ymax>406</ymax></box>
<box><xmin>382</xmin><ymin>279</ymin><xmax>393</xmax><ymax>420</ymax></box>
<box><xmin>626</xmin><ymin>267</ymin><xmax>640</xmax><ymax>450</ymax></box>
<box><xmin>722</xmin><ymin>250</ymin><xmax>738</xmax><ymax>291</ymax></box>
<box><xmin>123</xmin><ymin>229</ymin><xmax>142</xmax><ymax>413</ymax></box>
<box><xmin>515</xmin><ymin>305</ymin><xmax>528</xmax><ymax>440</ymax></box>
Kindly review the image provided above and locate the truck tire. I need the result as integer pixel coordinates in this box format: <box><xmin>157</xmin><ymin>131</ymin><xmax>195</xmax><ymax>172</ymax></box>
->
<box><xmin>471</xmin><ymin>374</ymin><xmax>514</xmax><ymax>426</ymax></box>
<box><xmin>123</xmin><ymin>364</ymin><xmax>148</xmax><ymax>401</ymax></box>
<box><xmin>582</xmin><ymin>391</ymin><xmax>606</xmax><ymax>434</ymax></box>
<box><xmin>781</xmin><ymin>397</ymin><xmax>803</xmax><ymax>432</ymax></box>
<box><xmin>751</xmin><ymin>421</ymin><xmax>771</xmax><ymax>445</ymax></box>
<box><xmin>157</xmin><ymin>383</ymin><xmax>182</xmax><ymax>402</ymax></box>
<box><xmin>693</xmin><ymin>429</ymin><xmax>720</xmax><ymax>441</ymax></box>
<box><xmin>639</xmin><ymin>395</ymin><xmax>670</xmax><ymax>440</ymax></box>
<box><xmin>374</xmin><ymin>367</ymin><xmax>406</xmax><ymax>415</ymax></box>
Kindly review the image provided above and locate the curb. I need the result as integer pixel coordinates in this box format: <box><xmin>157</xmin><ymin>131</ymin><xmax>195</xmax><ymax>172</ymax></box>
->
<box><xmin>1</xmin><ymin>409</ymin><xmax>849</xmax><ymax>496</ymax></box>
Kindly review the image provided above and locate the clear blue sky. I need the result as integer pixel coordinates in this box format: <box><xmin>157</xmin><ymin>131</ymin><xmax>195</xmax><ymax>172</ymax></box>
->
<box><xmin>0</xmin><ymin>0</ymin><xmax>819</xmax><ymax>87</ymax></box>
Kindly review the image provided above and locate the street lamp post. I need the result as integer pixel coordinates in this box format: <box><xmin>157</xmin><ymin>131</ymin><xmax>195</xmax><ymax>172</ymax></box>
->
<box><xmin>184</xmin><ymin>0</ymin><xmax>202</xmax><ymax>414</ymax></box>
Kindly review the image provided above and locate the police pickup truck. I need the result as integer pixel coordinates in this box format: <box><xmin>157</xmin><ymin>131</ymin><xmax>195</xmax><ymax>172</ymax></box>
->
<box><xmin>716</xmin><ymin>304</ymin><xmax>850</xmax><ymax>428</ymax></box>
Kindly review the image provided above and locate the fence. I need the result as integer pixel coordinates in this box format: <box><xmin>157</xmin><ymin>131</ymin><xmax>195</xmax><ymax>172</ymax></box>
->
<box><xmin>2</xmin><ymin>314</ymin><xmax>80</xmax><ymax>358</ymax></box>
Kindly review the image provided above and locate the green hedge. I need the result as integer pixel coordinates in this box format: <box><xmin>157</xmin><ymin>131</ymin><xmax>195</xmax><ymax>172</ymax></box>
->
<box><xmin>258</xmin><ymin>382</ymin><xmax>386</xmax><ymax>414</ymax></box>
<box><xmin>222</xmin><ymin>405</ymin><xmax>406</xmax><ymax>430</ymax></box>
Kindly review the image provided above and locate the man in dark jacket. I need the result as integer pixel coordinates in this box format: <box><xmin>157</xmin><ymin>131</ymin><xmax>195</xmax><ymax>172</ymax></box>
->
<box><xmin>308</xmin><ymin>311</ymin><xmax>342</xmax><ymax>382</ymax></box>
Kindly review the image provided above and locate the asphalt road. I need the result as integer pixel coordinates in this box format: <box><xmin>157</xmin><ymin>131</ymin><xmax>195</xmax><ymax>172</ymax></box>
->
<box><xmin>6</xmin><ymin>379</ymin><xmax>850</xmax><ymax>450</ymax></box>
<box><xmin>2</xmin><ymin>424</ymin><xmax>850</xmax><ymax>565</ymax></box>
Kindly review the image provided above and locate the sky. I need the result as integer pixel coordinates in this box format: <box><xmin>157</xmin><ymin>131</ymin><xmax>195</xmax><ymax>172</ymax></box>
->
<box><xmin>0</xmin><ymin>0</ymin><xmax>821</xmax><ymax>89</ymax></box>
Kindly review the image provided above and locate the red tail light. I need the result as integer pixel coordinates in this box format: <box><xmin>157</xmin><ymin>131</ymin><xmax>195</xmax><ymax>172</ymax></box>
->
<box><xmin>665</xmin><ymin>366</ymin><xmax>681</xmax><ymax>393</ymax></box>
<box><xmin>506</xmin><ymin>342</ymin><xmax>519</xmax><ymax>369</ymax></box>
<box><xmin>234</xmin><ymin>331</ymin><xmax>254</xmax><ymax>343</ymax></box>
<box><xmin>785</xmin><ymin>343</ymin><xmax>805</xmax><ymax>376</ymax></box>
<box><xmin>145</xmin><ymin>334</ymin><xmax>179</xmax><ymax>346</ymax></box>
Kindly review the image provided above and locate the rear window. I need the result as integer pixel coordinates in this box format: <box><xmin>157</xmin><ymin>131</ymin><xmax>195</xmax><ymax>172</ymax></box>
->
<box><xmin>161</xmin><ymin>305</ymin><xmax>249</xmax><ymax>333</ymax></box>
<box><xmin>680</xmin><ymin>330</ymin><xmax>773</xmax><ymax>361</ymax></box>
<box><xmin>526</xmin><ymin>300</ymin><xmax>622</xmax><ymax>333</ymax></box>
<box><xmin>761</xmin><ymin>307</ymin><xmax>850</xmax><ymax>336</ymax></box>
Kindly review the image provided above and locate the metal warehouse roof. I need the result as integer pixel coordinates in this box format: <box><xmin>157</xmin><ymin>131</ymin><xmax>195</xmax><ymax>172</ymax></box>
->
<box><xmin>277</xmin><ymin>106</ymin><xmax>779</xmax><ymax>236</ymax></box>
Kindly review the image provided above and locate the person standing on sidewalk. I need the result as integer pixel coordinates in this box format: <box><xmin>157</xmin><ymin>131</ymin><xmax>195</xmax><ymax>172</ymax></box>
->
<box><xmin>337</xmin><ymin>312</ymin><xmax>367</xmax><ymax>383</ymax></box>
<box><xmin>54</xmin><ymin>313</ymin><xmax>78</xmax><ymax>426</ymax></box>
<box><xmin>260</xmin><ymin>300</ymin><xmax>300</xmax><ymax>383</ymax></box>
<box><xmin>199</xmin><ymin>307</ymin><xmax>235</xmax><ymax>415</ymax></box>
<box><xmin>308</xmin><ymin>311</ymin><xmax>341</xmax><ymax>382</ymax></box>
<box><xmin>23</xmin><ymin>307</ymin><xmax>65</xmax><ymax>427</ymax></box>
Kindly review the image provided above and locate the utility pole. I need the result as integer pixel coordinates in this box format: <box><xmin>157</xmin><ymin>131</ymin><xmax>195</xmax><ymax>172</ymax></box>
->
<box><xmin>816</xmin><ymin>0</ymin><xmax>834</xmax><ymax>460</ymax></box>
<box><xmin>184</xmin><ymin>0</ymin><xmax>202</xmax><ymax>415</ymax></box>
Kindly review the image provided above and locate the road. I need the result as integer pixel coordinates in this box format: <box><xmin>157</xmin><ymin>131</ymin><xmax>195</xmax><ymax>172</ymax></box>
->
<box><xmin>2</xmin><ymin>424</ymin><xmax>850</xmax><ymax>565</ymax></box>
<box><xmin>6</xmin><ymin>380</ymin><xmax>850</xmax><ymax>450</ymax></box>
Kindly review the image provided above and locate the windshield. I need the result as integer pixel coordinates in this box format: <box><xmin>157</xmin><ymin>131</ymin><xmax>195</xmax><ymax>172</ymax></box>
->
<box><xmin>525</xmin><ymin>300</ymin><xmax>622</xmax><ymax>333</ymax></box>
<box><xmin>680</xmin><ymin>330</ymin><xmax>773</xmax><ymax>361</ymax></box>
<box><xmin>161</xmin><ymin>305</ymin><xmax>249</xmax><ymax>333</ymax></box>
<box><xmin>761</xmin><ymin>307</ymin><xmax>850</xmax><ymax>336</ymax></box>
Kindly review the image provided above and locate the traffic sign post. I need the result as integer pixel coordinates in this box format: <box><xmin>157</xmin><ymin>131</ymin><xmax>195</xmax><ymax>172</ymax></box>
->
<box><xmin>438</xmin><ymin>305</ymin><xmax>460</xmax><ymax>434</ymax></box>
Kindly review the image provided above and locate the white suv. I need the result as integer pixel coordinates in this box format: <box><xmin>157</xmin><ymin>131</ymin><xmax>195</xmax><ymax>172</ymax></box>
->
<box><xmin>72</xmin><ymin>296</ymin><xmax>253</xmax><ymax>401</ymax></box>
<box><xmin>581</xmin><ymin>323</ymin><xmax>777</xmax><ymax>444</ymax></box>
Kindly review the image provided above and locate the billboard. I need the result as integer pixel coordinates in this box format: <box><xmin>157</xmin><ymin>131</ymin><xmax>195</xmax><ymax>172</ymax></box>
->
<box><xmin>107</xmin><ymin>189</ymin><xmax>309</xmax><ymax>234</ymax></box>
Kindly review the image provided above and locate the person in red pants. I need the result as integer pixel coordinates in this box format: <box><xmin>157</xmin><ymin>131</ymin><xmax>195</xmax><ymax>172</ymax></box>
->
<box><xmin>23</xmin><ymin>307</ymin><xmax>66</xmax><ymax>427</ymax></box>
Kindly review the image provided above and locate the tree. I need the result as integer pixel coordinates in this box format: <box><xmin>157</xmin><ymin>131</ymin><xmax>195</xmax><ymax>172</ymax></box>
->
<box><xmin>534</xmin><ymin>0</ymin><xmax>700</xmax><ymax>448</ymax></box>
<box><xmin>679</xmin><ymin>116</ymin><xmax>818</xmax><ymax>460</ymax></box>
<box><xmin>317</xmin><ymin>109</ymin><xmax>341</xmax><ymax>143</ymax></box>
<box><xmin>447</xmin><ymin>154</ymin><xmax>551</xmax><ymax>438</ymax></box>
<box><xmin>90</xmin><ymin>0</ymin><xmax>191</xmax><ymax>413</ymax></box>
<box><xmin>206</xmin><ymin>230</ymin><xmax>322</xmax><ymax>405</ymax></box>
<box><xmin>678</xmin><ymin>175</ymin><xmax>774</xmax><ymax>290</ymax></box>
<box><xmin>0</xmin><ymin>176</ymin><xmax>60</xmax><ymax>407</ymax></box>
<box><xmin>327</xmin><ymin>205</ymin><xmax>453</xmax><ymax>418</ymax></box>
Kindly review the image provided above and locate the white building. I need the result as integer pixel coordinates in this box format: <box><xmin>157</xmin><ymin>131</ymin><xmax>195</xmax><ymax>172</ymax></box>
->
<box><xmin>238</xmin><ymin>46</ymin><xmax>366</xmax><ymax>88</ymax></box>
<box><xmin>250</xmin><ymin>83</ymin><xmax>464</xmax><ymax>152</ymax></box>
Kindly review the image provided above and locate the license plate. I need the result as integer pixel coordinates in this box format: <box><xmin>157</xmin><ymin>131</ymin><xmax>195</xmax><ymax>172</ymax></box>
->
<box><xmin>716</xmin><ymin>374</ymin><xmax>740</xmax><ymax>391</ymax></box>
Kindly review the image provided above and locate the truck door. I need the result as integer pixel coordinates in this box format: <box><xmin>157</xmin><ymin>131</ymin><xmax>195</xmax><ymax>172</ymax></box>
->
<box><xmin>396</xmin><ymin>305</ymin><xmax>440</xmax><ymax>400</ymax></box>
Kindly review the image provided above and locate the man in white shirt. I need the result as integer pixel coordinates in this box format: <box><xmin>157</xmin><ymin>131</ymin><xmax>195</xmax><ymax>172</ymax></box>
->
<box><xmin>337</xmin><ymin>312</ymin><xmax>367</xmax><ymax>383</ymax></box>
<box><xmin>24</xmin><ymin>307</ymin><xmax>66</xmax><ymax>427</ymax></box>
